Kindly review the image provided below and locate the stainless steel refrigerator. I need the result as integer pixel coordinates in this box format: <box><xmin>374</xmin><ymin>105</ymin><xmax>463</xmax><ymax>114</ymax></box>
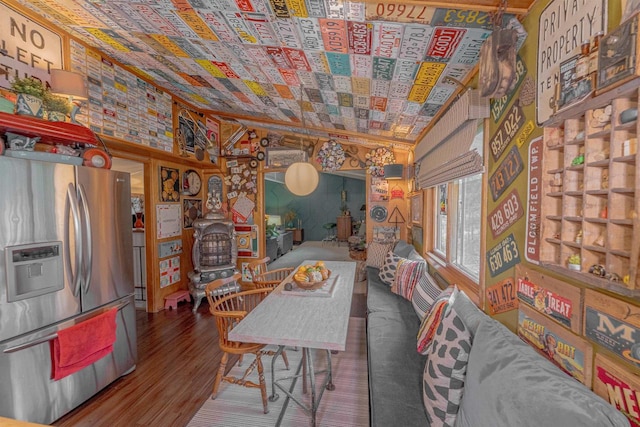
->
<box><xmin>0</xmin><ymin>156</ymin><xmax>137</xmax><ymax>424</ymax></box>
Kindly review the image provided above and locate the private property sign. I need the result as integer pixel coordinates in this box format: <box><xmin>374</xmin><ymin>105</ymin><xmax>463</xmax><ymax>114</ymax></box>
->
<box><xmin>0</xmin><ymin>3</ymin><xmax>63</xmax><ymax>89</ymax></box>
<box><xmin>536</xmin><ymin>0</ymin><xmax>606</xmax><ymax>124</ymax></box>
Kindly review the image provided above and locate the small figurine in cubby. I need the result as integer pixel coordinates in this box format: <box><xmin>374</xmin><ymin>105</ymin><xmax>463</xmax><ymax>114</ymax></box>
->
<box><xmin>601</xmin><ymin>169</ymin><xmax>609</xmax><ymax>189</ymax></box>
<box><xmin>592</xmin><ymin>147</ymin><xmax>610</xmax><ymax>161</ymax></box>
<box><xmin>589</xmin><ymin>104</ymin><xmax>612</xmax><ymax>128</ymax></box>
<box><xmin>600</xmin><ymin>206</ymin><xmax>608</xmax><ymax>218</ymax></box>
<box><xmin>589</xmin><ymin>264</ymin><xmax>606</xmax><ymax>277</ymax></box>
<box><xmin>550</xmin><ymin>172</ymin><xmax>563</xmax><ymax>189</ymax></box>
<box><xmin>592</xmin><ymin>230</ymin><xmax>605</xmax><ymax>247</ymax></box>
<box><xmin>605</xmin><ymin>272</ymin><xmax>621</xmax><ymax>282</ymax></box>
<box><xmin>571</xmin><ymin>146</ymin><xmax>585</xmax><ymax>166</ymax></box>
<box><xmin>575</xmin><ymin>229</ymin><xmax>583</xmax><ymax>244</ymax></box>
<box><xmin>568</xmin><ymin>254</ymin><xmax>581</xmax><ymax>271</ymax></box>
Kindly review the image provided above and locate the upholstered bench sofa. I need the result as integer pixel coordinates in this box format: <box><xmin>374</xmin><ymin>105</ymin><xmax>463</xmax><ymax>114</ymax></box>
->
<box><xmin>365</xmin><ymin>240</ymin><xmax>629</xmax><ymax>427</ymax></box>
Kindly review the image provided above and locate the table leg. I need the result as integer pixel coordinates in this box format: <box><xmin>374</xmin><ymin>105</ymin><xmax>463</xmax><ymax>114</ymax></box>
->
<box><xmin>270</xmin><ymin>345</ymin><xmax>285</xmax><ymax>402</ymax></box>
<box><xmin>302</xmin><ymin>349</ymin><xmax>308</xmax><ymax>394</ymax></box>
<box><xmin>306</xmin><ymin>348</ymin><xmax>317</xmax><ymax>427</ymax></box>
<box><xmin>275</xmin><ymin>356</ymin><xmax>304</xmax><ymax>427</ymax></box>
<box><xmin>325</xmin><ymin>349</ymin><xmax>335</xmax><ymax>391</ymax></box>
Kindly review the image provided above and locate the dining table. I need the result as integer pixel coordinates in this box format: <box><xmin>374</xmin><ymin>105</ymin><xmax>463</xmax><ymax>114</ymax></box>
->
<box><xmin>228</xmin><ymin>260</ymin><xmax>356</xmax><ymax>426</ymax></box>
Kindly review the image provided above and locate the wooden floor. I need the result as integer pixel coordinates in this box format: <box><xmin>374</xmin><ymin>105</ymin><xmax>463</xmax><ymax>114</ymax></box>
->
<box><xmin>53</xmin><ymin>293</ymin><xmax>368</xmax><ymax>427</ymax></box>
<box><xmin>54</xmin><ymin>301</ymin><xmax>225</xmax><ymax>427</ymax></box>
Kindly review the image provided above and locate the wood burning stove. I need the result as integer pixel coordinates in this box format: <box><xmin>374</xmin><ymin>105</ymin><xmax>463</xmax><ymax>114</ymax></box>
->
<box><xmin>188</xmin><ymin>210</ymin><xmax>239</xmax><ymax>312</ymax></box>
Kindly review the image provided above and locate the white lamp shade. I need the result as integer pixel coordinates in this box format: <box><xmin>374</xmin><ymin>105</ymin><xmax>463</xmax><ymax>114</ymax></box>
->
<box><xmin>285</xmin><ymin>162</ymin><xmax>319</xmax><ymax>196</ymax></box>
<box><xmin>50</xmin><ymin>69</ymin><xmax>88</xmax><ymax>100</ymax></box>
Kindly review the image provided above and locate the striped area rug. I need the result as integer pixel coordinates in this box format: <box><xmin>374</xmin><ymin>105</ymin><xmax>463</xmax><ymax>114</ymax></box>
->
<box><xmin>188</xmin><ymin>317</ymin><xmax>369</xmax><ymax>427</ymax></box>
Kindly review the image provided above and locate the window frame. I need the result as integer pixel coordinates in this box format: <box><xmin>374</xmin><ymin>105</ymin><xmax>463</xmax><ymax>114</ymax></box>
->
<box><xmin>421</xmin><ymin>124</ymin><xmax>487</xmax><ymax>305</ymax></box>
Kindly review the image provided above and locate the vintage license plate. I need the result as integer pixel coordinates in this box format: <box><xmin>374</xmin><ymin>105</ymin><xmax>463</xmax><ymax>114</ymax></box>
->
<box><xmin>489</xmin><ymin>146</ymin><xmax>524</xmax><ymax>201</ymax></box>
<box><xmin>347</xmin><ymin>21</ymin><xmax>373</xmax><ymax>55</ymax></box>
<box><xmin>487</xmin><ymin>233</ymin><xmax>521</xmax><ymax>277</ymax></box>
<box><xmin>351</xmin><ymin>54</ymin><xmax>372</xmax><ymax>77</ymax></box>
<box><xmin>489</xmin><ymin>188</ymin><xmax>524</xmax><ymax>239</ymax></box>
<box><xmin>490</xmin><ymin>56</ymin><xmax>527</xmax><ymax>121</ymax></box>
<box><xmin>365</xmin><ymin>2</ymin><xmax>435</xmax><ymax>24</ymax></box>
<box><xmin>373</xmin><ymin>22</ymin><xmax>403</xmax><ymax>58</ymax></box>
<box><xmin>320</xmin><ymin>18</ymin><xmax>348</xmax><ymax>53</ymax></box>
<box><xmin>414</xmin><ymin>61</ymin><xmax>446</xmax><ymax>86</ymax></box>
<box><xmin>272</xmin><ymin>19</ymin><xmax>303</xmax><ymax>48</ymax></box>
<box><xmin>431</xmin><ymin>8</ymin><xmax>493</xmax><ymax>29</ymax></box>
<box><xmin>486</xmin><ymin>277</ymin><xmax>518</xmax><ymax>315</ymax></box>
<box><xmin>490</xmin><ymin>103</ymin><xmax>525</xmax><ymax>161</ymax></box>
<box><xmin>296</xmin><ymin>17</ymin><xmax>323</xmax><ymax>50</ymax></box>
<box><xmin>372</xmin><ymin>57</ymin><xmax>396</xmax><ymax>80</ymax></box>
<box><xmin>325</xmin><ymin>52</ymin><xmax>351</xmax><ymax>75</ymax></box>
<box><xmin>244</xmin><ymin>13</ymin><xmax>279</xmax><ymax>45</ymax></box>
<box><xmin>399</xmin><ymin>24</ymin><xmax>432</xmax><ymax>61</ymax></box>
<box><xmin>426</xmin><ymin>27</ymin><xmax>465</xmax><ymax>60</ymax></box>
<box><xmin>283</xmin><ymin>48</ymin><xmax>311</xmax><ymax>71</ymax></box>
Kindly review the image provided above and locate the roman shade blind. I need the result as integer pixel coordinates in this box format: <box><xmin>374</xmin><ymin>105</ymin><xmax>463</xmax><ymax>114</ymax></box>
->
<box><xmin>415</xmin><ymin>90</ymin><xmax>489</xmax><ymax>188</ymax></box>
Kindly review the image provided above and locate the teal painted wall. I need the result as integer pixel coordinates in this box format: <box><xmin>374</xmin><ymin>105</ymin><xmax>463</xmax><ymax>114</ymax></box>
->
<box><xmin>265</xmin><ymin>173</ymin><xmax>365</xmax><ymax>241</ymax></box>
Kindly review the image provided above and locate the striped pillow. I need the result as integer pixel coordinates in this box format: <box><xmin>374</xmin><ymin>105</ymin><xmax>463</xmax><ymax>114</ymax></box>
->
<box><xmin>411</xmin><ymin>272</ymin><xmax>443</xmax><ymax>319</ymax></box>
<box><xmin>391</xmin><ymin>259</ymin><xmax>427</xmax><ymax>300</ymax></box>
<box><xmin>366</xmin><ymin>242</ymin><xmax>395</xmax><ymax>269</ymax></box>
<box><xmin>417</xmin><ymin>286</ymin><xmax>458</xmax><ymax>354</ymax></box>
<box><xmin>378</xmin><ymin>251</ymin><xmax>404</xmax><ymax>286</ymax></box>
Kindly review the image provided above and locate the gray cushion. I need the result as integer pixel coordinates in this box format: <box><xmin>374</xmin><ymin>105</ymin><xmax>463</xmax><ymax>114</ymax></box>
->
<box><xmin>455</xmin><ymin>318</ymin><xmax>630</xmax><ymax>427</ymax></box>
<box><xmin>407</xmin><ymin>248</ymin><xmax>425</xmax><ymax>262</ymax></box>
<box><xmin>450</xmin><ymin>291</ymin><xmax>485</xmax><ymax>338</ymax></box>
<box><xmin>393</xmin><ymin>240</ymin><xmax>414</xmax><ymax>258</ymax></box>
<box><xmin>367</xmin><ymin>310</ymin><xmax>428</xmax><ymax>426</ymax></box>
<box><xmin>367</xmin><ymin>267</ymin><xmax>415</xmax><ymax>316</ymax></box>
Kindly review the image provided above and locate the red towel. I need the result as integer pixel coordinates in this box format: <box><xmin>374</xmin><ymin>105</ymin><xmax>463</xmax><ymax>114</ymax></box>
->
<box><xmin>51</xmin><ymin>307</ymin><xmax>118</xmax><ymax>381</ymax></box>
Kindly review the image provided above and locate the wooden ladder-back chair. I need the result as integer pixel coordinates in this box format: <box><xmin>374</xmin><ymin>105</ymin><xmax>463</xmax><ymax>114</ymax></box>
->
<box><xmin>247</xmin><ymin>257</ymin><xmax>294</xmax><ymax>289</ymax></box>
<box><xmin>206</xmin><ymin>273</ymin><xmax>288</xmax><ymax>414</ymax></box>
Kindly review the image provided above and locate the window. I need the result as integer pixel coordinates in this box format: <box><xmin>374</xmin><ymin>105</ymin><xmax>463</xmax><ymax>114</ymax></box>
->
<box><xmin>426</xmin><ymin>123</ymin><xmax>484</xmax><ymax>288</ymax></box>
<box><xmin>451</xmin><ymin>174</ymin><xmax>482</xmax><ymax>279</ymax></box>
<box><xmin>434</xmin><ymin>184</ymin><xmax>447</xmax><ymax>255</ymax></box>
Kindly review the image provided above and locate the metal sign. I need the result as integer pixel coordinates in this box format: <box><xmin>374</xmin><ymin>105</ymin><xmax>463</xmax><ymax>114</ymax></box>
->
<box><xmin>487</xmin><ymin>233</ymin><xmax>521</xmax><ymax>277</ymax></box>
<box><xmin>536</xmin><ymin>0</ymin><xmax>606</xmax><ymax>124</ymax></box>
<box><xmin>0</xmin><ymin>3</ymin><xmax>63</xmax><ymax>88</ymax></box>
<box><xmin>489</xmin><ymin>146</ymin><xmax>524</xmax><ymax>201</ymax></box>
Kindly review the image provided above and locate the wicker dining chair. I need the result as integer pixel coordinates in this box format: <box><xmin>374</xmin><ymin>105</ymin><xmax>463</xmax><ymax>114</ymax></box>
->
<box><xmin>247</xmin><ymin>257</ymin><xmax>294</xmax><ymax>289</ymax></box>
<box><xmin>206</xmin><ymin>273</ymin><xmax>288</xmax><ymax>414</ymax></box>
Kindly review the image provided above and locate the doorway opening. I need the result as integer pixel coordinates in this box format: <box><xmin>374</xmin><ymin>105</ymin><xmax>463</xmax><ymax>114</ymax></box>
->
<box><xmin>111</xmin><ymin>157</ymin><xmax>147</xmax><ymax>310</ymax></box>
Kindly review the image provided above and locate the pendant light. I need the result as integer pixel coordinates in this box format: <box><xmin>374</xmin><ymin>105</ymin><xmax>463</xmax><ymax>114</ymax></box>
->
<box><xmin>285</xmin><ymin>85</ymin><xmax>319</xmax><ymax>196</ymax></box>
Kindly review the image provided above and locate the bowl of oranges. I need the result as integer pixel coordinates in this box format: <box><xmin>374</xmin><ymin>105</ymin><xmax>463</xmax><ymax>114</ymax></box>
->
<box><xmin>293</xmin><ymin>261</ymin><xmax>331</xmax><ymax>289</ymax></box>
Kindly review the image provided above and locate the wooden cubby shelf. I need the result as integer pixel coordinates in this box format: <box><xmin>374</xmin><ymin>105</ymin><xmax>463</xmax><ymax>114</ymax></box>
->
<box><xmin>541</xmin><ymin>78</ymin><xmax>640</xmax><ymax>297</ymax></box>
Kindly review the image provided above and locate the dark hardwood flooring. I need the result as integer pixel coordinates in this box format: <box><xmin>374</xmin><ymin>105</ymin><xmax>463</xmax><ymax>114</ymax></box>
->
<box><xmin>53</xmin><ymin>292</ymin><xmax>367</xmax><ymax>427</ymax></box>
<box><xmin>54</xmin><ymin>301</ymin><xmax>224</xmax><ymax>427</ymax></box>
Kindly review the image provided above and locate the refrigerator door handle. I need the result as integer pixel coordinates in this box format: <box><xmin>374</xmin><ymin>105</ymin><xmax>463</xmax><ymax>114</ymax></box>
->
<box><xmin>65</xmin><ymin>183</ymin><xmax>83</xmax><ymax>297</ymax></box>
<box><xmin>78</xmin><ymin>184</ymin><xmax>93</xmax><ymax>293</ymax></box>
<box><xmin>3</xmin><ymin>299</ymin><xmax>131</xmax><ymax>354</ymax></box>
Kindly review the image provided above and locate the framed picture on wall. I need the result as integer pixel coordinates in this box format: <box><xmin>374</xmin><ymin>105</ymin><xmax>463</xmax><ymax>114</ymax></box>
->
<box><xmin>265</xmin><ymin>148</ymin><xmax>307</xmax><ymax>168</ymax></box>
<box><xmin>410</xmin><ymin>192</ymin><xmax>423</xmax><ymax>224</ymax></box>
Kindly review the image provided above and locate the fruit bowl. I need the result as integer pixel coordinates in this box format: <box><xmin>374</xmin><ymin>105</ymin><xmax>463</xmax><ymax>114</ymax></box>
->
<box><xmin>293</xmin><ymin>270</ymin><xmax>331</xmax><ymax>289</ymax></box>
